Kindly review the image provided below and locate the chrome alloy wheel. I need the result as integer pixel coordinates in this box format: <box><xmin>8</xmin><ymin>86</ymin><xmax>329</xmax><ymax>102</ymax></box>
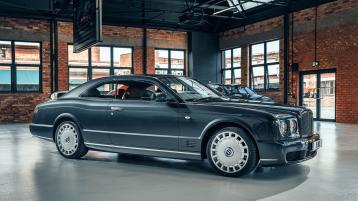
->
<box><xmin>56</xmin><ymin>123</ymin><xmax>79</xmax><ymax>156</ymax></box>
<box><xmin>210</xmin><ymin>131</ymin><xmax>249</xmax><ymax>173</ymax></box>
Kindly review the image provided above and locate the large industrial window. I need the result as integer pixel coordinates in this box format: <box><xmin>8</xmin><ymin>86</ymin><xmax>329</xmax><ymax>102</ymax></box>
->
<box><xmin>154</xmin><ymin>49</ymin><xmax>185</xmax><ymax>76</ymax></box>
<box><xmin>221</xmin><ymin>48</ymin><xmax>241</xmax><ymax>84</ymax></box>
<box><xmin>250</xmin><ymin>40</ymin><xmax>280</xmax><ymax>90</ymax></box>
<box><xmin>0</xmin><ymin>40</ymin><xmax>41</xmax><ymax>92</ymax></box>
<box><xmin>68</xmin><ymin>45</ymin><xmax>133</xmax><ymax>90</ymax></box>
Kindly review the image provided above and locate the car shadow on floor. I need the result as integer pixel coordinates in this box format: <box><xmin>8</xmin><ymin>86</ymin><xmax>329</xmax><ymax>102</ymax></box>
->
<box><xmin>83</xmin><ymin>150</ymin><xmax>310</xmax><ymax>181</ymax></box>
<box><xmin>31</xmin><ymin>149</ymin><xmax>310</xmax><ymax>201</ymax></box>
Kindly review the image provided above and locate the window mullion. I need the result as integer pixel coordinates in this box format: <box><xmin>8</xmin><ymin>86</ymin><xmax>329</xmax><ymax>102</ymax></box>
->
<box><xmin>88</xmin><ymin>48</ymin><xmax>92</xmax><ymax>80</ymax></box>
<box><xmin>168</xmin><ymin>50</ymin><xmax>171</xmax><ymax>75</ymax></box>
<box><xmin>110</xmin><ymin>47</ymin><xmax>114</xmax><ymax>76</ymax></box>
<box><xmin>231</xmin><ymin>49</ymin><xmax>234</xmax><ymax>84</ymax></box>
<box><xmin>10</xmin><ymin>41</ymin><xmax>16</xmax><ymax>92</ymax></box>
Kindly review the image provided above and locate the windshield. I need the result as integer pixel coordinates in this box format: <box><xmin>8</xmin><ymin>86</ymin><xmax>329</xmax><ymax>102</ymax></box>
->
<box><xmin>244</xmin><ymin>87</ymin><xmax>256</xmax><ymax>96</ymax></box>
<box><xmin>159</xmin><ymin>77</ymin><xmax>221</xmax><ymax>101</ymax></box>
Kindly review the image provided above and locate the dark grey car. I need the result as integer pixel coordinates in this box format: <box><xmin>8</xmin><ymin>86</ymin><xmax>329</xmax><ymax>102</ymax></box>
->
<box><xmin>30</xmin><ymin>75</ymin><xmax>321</xmax><ymax>177</ymax></box>
<box><xmin>209</xmin><ymin>83</ymin><xmax>274</xmax><ymax>103</ymax></box>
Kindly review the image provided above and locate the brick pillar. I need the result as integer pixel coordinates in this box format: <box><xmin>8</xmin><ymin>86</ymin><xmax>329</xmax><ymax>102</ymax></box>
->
<box><xmin>58</xmin><ymin>42</ymin><xmax>69</xmax><ymax>91</ymax></box>
<box><xmin>241</xmin><ymin>44</ymin><xmax>249</xmax><ymax>86</ymax></box>
<box><xmin>133</xmin><ymin>47</ymin><xmax>143</xmax><ymax>74</ymax></box>
<box><xmin>41</xmin><ymin>41</ymin><xmax>51</xmax><ymax>95</ymax></box>
<box><xmin>146</xmin><ymin>47</ymin><xmax>155</xmax><ymax>74</ymax></box>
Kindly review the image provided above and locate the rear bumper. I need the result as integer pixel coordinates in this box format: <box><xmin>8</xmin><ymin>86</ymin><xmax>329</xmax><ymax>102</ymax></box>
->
<box><xmin>259</xmin><ymin>133</ymin><xmax>321</xmax><ymax>167</ymax></box>
<box><xmin>29</xmin><ymin>123</ymin><xmax>54</xmax><ymax>141</ymax></box>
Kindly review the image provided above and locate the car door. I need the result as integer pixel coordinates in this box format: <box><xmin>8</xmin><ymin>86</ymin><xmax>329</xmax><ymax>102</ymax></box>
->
<box><xmin>77</xmin><ymin>83</ymin><xmax>114</xmax><ymax>145</ymax></box>
<box><xmin>107</xmin><ymin>79</ymin><xmax>180</xmax><ymax>151</ymax></box>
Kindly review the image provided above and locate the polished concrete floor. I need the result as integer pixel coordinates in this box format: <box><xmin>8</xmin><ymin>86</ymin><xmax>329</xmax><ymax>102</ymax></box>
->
<box><xmin>0</xmin><ymin>122</ymin><xmax>357</xmax><ymax>201</ymax></box>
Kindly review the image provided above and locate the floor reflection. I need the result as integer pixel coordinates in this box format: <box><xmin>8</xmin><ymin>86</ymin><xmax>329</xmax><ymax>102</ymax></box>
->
<box><xmin>1</xmin><ymin>122</ymin><xmax>358</xmax><ymax>201</ymax></box>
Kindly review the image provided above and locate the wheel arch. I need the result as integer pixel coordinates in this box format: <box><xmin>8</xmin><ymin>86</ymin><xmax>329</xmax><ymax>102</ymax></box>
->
<box><xmin>52</xmin><ymin>113</ymin><xmax>82</xmax><ymax>142</ymax></box>
<box><xmin>200</xmin><ymin>119</ymin><xmax>260</xmax><ymax>160</ymax></box>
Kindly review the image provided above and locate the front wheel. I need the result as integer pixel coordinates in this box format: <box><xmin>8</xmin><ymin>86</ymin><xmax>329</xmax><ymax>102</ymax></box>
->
<box><xmin>206</xmin><ymin>127</ymin><xmax>258</xmax><ymax>177</ymax></box>
<box><xmin>55</xmin><ymin>121</ymin><xmax>88</xmax><ymax>159</ymax></box>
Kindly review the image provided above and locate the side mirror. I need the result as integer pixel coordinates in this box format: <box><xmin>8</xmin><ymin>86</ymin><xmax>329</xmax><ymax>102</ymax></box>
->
<box><xmin>156</xmin><ymin>93</ymin><xmax>168</xmax><ymax>102</ymax></box>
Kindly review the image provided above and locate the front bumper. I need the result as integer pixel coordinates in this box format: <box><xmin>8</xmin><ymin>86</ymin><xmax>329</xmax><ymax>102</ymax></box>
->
<box><xmin>29</xmin><ymin>123</ymin><xmax>54</xmax><ymax>141</ymax></box>
<box><xmin>259</xmin><ymin>133</ymin><xmax>321</xmax><ymax>167</ymax></box>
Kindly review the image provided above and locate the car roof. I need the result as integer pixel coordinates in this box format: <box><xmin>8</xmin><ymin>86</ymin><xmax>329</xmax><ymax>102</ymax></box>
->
<box><xmin>62</xmin><ymin>74</ymin><xmax>183</xmax><ymax>98</ymax></box>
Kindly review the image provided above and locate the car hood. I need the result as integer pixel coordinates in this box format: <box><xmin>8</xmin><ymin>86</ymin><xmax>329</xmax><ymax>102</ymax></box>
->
<box><xmin>192</xmin><ymin>98</ymin><xmax>307</xmax><ymax>116</ymax></box>
<box><xmin>250</xmin><ymin>94</ymin><xmax>272</xmax><ymax>101</ymax></box>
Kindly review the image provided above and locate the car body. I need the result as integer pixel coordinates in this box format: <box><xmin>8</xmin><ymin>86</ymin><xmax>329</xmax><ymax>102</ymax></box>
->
<box><xmin>209</xmin><ymin>83</ymin><xmax>274</xmax><ymax>103</ymax></box>
<box><xmin>30</xmin><ymin>75</ymin><xmax>321</xmax><ymax>176</ymax></box>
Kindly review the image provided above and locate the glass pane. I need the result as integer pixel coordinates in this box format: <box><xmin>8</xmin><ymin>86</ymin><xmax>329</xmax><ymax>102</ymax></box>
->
<box><xmin>0</xmin><ymin>41</ymin><xmax>12</xmax><ymax>64</ymax></box>
<box><xmin>155</xmin><ymin>69</ymin><xmax>168</xmax><ymax>75</ymax></box>
<box><xmin>114</xmin><ymin>69</ymin><xmax>131</xmax><ymax>75</ymax></box>
<box><xmin>113</xmin><ymin>47</ymin><xmax>132</xmax><ymax>67</ymax></box>
<box><xmin>68</xmin><ymin>45</ymin><xmax>88</xmax><ymax>66</ymax></box>
<box><xmin>15</xmin><ymin>42</ymin><xmax>40</xmax><ymax>64</ymax></box>
<box><xmin>0</xmin><ymin>66</ymin><xmax>11</xmax><ymax>91</ymax></box>
<box><xmin>266</xmin><ymin>40</ymin><xmax>280</xmax><ymax>63</ymax></box>
<box><xmin>97</xmin><ymin>83</ymin><xmax>115</xmax><ymax>95</ymax></box>
<box><xmin>171</xmin><ymin>50</ymin><xmax>185</xmax><ymax>69</ymax></box>
<box><xmin>267</xmin><ymin>64</ymin><xmax>279</xmax><ymax>89</ymax></box>
<box><xmin>155</xmin><ymin>50</ymin><xmax>169</xmax><ymax>69</ymax></box>
<box><xmin>234</xmin><ymin>68</ymin><xmax>241</xmax><ymax>84</ymax></box>
<box><xmin>320</xmin><ymin>73</ymin><xmax>335</xmax><ymax>120</ymax></box>
<box><xmin>224</xmin><ymin>50</ymin><xmax>231</xmax><ymax>69</ymax></box>
<box><xmin>16</xmin><ymin>66</ymin><xmax>39</xmax><ymax>91</ymax></box>
<box><xmin>171</xmin><ymin>70</ymin><xmax>184</xmax><ymax>76</ymax></box>
<box><xmin>223</xmin><ymin>70</ymin><xmax>232</xmax><ymax>84</ymax></box>
<box><xmin>69</xmin><ymin>68</ymin><xmax>87</xmax><ymax>90</ymax></box>
<box><xmin>233</xmin><ymin>48</ymin><xmax>241</xmax><ymax>67</ymax></box>
<box><xmin>92</xmin><ymin>68</ymin><xmax>110</xmax><ymax>80</ymax></box>
<box><xmin>252</xmin><ymin>66</ymin><xmax>265</xmax><ymax>90</ymax></box>
<box><xmin>303</xmin><ymin>74</ymin><xmax>317</xmax><ymax>118</ymax></box>
<box><xmin>251</xmin><ymin>43</ymin><xmax>264</xmax><ymax>65</ymax></box>
<box><xmin>91</xmin><ymin>46</ymin><xmax>111</xmax><ymax>67</ymax></box>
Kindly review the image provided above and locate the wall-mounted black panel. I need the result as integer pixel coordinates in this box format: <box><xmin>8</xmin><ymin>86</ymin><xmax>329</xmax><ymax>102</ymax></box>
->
<box><xmin>73</xmin><ymin>0</ymin><xmax>102</xmax><ymax>53</ymax></box>
<box><xmin>189</xmin><ymin>32</ymin><xmax>220</xmax><ymax>83</ymax></box>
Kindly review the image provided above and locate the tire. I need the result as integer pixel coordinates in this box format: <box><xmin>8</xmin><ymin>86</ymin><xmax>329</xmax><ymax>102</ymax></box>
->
<box><xmin>55</xmin><ymin>121</ymin><xmax>88</xmax><ymax>159</ymax></box>
<box><xmin>206</xmin><ymin>127</ymin><xmax>258</xmax><ymax>177</ymax></box>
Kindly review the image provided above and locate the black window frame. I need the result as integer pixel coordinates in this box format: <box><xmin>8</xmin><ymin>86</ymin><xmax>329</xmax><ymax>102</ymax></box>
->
<box><xmin>249</xmin><ymin>39</ymin><xmax>280</xmax><ymax>91</ymax></box>
<box><xmin>154</xmin><ymin>48</ymin><xmax>186</xmax><ymax>76</ymax></box>
<box><xmin>221</xmin><ymin>47</ymin><xmax>242</xmax><ymax>84</ymax></box>
<box><xmin>68</xmin><ymin>44</ymin><xmax>134</xmax><ymax>90</ymax></box>
<box><xmin>0</xmin><ymin>40</ymin><xmax>42</xmax><ymax>93</ymax></box>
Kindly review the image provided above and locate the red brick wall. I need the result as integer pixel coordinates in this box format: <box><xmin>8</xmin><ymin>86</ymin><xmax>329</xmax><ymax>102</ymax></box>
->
<box><xmin>0</xmin><ymin>19</ymin><xmax>187</xmax><ymax>123</ymax></box>
<box><xmin>220</xmin><ymin>0</ymin><xmax>358</xmax><ymax>123</ymax></box>
<box><xmin>0</xmin><ymin>18</ymin><xmax>51</xmax><ymax>122</ymax></box>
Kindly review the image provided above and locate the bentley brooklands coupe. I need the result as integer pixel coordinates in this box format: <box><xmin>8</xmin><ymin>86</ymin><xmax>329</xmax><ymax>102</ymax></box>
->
<box><xmin>30</xmin><ymin>75</ymin><xmax>321</xmax><ymax>177</ymax></box>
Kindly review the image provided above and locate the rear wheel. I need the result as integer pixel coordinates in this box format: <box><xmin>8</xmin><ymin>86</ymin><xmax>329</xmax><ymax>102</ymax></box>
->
<box><xmin>55</xmin><ymin>121</ymin><xmax>88</xmax><ymax>159</ymax></box>
<box><xmin>206</xmin><ymin>127</ymin><xmax>257</xmax><ymax>177</ymax></box>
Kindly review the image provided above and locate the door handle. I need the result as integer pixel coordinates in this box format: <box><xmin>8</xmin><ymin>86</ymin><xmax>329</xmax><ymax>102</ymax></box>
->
<box><xmin>111</xmin><ymin>106</ymin><xmax>124</xmax><ymax>111</ymax></box>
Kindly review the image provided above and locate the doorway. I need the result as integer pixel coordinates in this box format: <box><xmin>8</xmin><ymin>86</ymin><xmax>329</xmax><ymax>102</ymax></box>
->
<box><xmin>300</xmin><ymin>69</ymin><xmax>336</xmax><ymax>121</ymax></box>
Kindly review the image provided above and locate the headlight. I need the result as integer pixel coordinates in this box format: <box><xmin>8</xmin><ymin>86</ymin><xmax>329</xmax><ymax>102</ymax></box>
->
<box><xmin>276</xmin><ymin>117</ymin><xmax>300</xmax><ymax>139</ymax></box>
<box><xmin>278</xmin><ymin>120</ymin><xmax>288</xmax><ymax>135</ymax></box>
<box><xmin>289</xmin><ymin>118</ymin><xmax>298</xmax><ymax>133</ymax></box>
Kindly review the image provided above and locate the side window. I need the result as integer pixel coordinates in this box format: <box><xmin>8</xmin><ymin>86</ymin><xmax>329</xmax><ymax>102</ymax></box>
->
<box><xmin>122</xmin><ymin>81</ymin><xmax>166</xmax><ymax>102</ymax></box>
<box><xmin>82</xmin><ymin>81</ymin><xmax>129</xmax><ymax>99</ymax></box>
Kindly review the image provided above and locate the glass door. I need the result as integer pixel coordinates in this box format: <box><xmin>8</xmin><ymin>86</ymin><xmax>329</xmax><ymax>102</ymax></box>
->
<box><xmin>300</xmin><ymin>70</ymin><xmax>336</xmax><ymax>121</ymax></box>
<box><xmin>302</xmin><ymin>74</ymin><xmax>318</xmax><ymax>118</ymax></box>
<box><xmin>319</xmin><ymin>73</ymin><xmax>336</xmax><ymax>120</ymax></box>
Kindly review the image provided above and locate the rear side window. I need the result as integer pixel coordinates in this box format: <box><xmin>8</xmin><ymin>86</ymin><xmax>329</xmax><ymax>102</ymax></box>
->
<box><xmin>81</xmin><ymin>80</ymin><xmax>167</xmax><ymax>102</ymax></box>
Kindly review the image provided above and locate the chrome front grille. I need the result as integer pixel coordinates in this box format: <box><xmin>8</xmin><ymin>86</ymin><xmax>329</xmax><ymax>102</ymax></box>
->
<box><xmin>300</xmin><ymin>111</ymin><xmax>313</xmax><ymax>137</ymax></box>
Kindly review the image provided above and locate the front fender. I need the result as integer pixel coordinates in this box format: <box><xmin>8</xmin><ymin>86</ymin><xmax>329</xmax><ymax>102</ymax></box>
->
<box><xmin>199</xmin><ymin>118</ymin><xmax>257</xmax><ymax>141</ymax></box>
